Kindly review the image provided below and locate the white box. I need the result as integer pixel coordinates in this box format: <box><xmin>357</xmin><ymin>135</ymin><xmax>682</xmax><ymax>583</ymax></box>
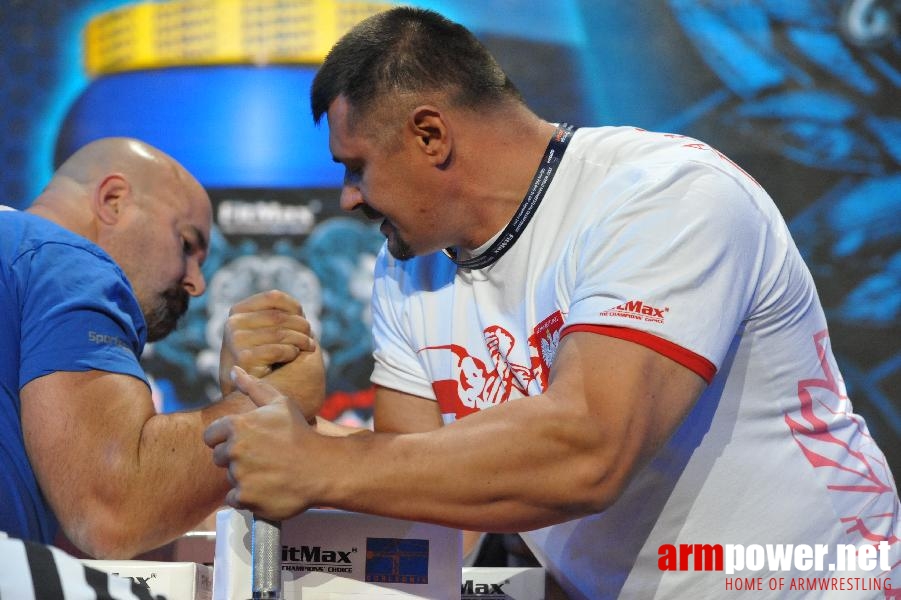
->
<box><xmin>83</xmin><ymin>560</ymin><xmax>213</xmax><ymax>600</ymax></box>
<box><xmin>461</xmin><ymin>567</ymin><xmax>545</xmax><ymax>600</ymax></box>
<box><xmin>213</xmin><ymin>508</ymin><xmax>462</xmax><ymax>599</ymax></box>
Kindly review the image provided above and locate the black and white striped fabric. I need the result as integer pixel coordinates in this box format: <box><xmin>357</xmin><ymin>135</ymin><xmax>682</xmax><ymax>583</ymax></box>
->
<box><xmin>0</xmin><ymin>535</ymin><xmax>166</xmax><ymax>600</ymax></box>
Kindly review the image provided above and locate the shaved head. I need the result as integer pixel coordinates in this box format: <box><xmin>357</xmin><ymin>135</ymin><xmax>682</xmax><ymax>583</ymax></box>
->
<box><xmin>31</xmin><ymin>137</ymin><xmax>212</xmax><ymax>342</ymax></box>
<box><xmin>49</xmin><ymin>137</ymin><xmax>204</xmax><ymax>209</ymax></box>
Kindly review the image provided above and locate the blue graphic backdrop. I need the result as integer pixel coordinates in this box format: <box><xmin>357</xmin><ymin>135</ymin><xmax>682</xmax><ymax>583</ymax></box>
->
<box><xmin>0</xmin><ymin>1</ymin><xmax>897</xmax><ymax>476</ymax></box>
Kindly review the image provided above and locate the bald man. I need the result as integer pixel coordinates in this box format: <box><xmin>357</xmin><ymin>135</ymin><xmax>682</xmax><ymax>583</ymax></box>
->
<box><xmin>0</xmin><ymin>137</ymin><xmax>324</xmax><ymax>558</ymax></box>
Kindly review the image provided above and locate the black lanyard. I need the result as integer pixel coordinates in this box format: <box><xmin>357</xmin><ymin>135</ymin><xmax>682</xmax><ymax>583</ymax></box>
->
<box><xmin>444</xmin><ymin>123</ymin><xmax>577</xmax><ymax>269</ymax></box>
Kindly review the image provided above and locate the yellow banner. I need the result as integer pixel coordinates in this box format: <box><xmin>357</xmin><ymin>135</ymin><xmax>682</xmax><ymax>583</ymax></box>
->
<box><xmin>84</xmin><ymin>0</ymin><xmax>393</xmax><ymax>76</ymax></box>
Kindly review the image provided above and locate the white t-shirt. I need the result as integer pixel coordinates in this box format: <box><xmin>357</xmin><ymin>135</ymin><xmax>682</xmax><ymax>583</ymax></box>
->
<box><xmin>370</xmin><ymin>126</ymin><xmax>900</xmax><ymax>599</ymax></box>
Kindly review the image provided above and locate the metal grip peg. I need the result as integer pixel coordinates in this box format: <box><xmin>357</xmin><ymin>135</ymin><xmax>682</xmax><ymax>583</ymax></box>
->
<box><xmin>251</xmin><ymin>516</ymin><xmax>282</xmax><ymax>600</ymax></box>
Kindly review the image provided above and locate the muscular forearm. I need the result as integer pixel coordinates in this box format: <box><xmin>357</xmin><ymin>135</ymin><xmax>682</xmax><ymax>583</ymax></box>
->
<box><xmin>317</xmin><ymin>392</ymin><xmax>622</xmax><ymax>532</ymax></box>
<box><xmin>71</xmin><ymin>362</ymin><xmax>322</xmax><ymax>559</ymax></box>
<box><xmin>67</xmin><ymin>390</ymin><xmax>254</xmax><ymax>558</ymax></box>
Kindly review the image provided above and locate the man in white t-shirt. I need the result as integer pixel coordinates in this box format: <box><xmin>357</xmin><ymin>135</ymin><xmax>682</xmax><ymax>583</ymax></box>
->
<box><xmin>204</xmin><ymin>7</ymin><xmax>900</xmax><ymax>598</ymax></box>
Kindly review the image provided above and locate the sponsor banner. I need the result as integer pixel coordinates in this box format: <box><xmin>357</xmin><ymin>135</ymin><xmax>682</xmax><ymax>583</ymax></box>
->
<box><xmin>212</xmin><ymin>508</ymin><xmax>461</xmax><ymax>599</ymax></box>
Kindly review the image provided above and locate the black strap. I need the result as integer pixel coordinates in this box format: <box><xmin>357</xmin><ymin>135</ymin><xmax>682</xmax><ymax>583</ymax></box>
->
<box><xmin>444</xmin><ymin>123</ymin><xmax>577</xmax><ymax>269</ymax></box>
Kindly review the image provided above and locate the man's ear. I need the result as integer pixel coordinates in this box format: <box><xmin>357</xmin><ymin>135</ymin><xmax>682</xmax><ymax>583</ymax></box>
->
<box><xmin>94</xmin><ymin>174</ymin><xmax>130</xmax><ymax>225</ymax></box>
<box><xmin>410</xmin><ymin>106</ymin><xmax>451</xmax><ymax>167</ymax></box>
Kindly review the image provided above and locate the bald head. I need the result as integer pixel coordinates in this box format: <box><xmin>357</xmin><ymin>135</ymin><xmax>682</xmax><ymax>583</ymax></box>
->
<box><xmin>57</xmin><ymin>137</ymin><xmax>172</xmax><ymax>184</ymax></box>
<box><xmin>30</xmin><ymin>137</ymin><xmax>213</xmax><ymax>342</ymax></box>
<box><xmin>35</xmin><ymin>138</ymin><xmax>206</xmax><ymax>223</ymax></box>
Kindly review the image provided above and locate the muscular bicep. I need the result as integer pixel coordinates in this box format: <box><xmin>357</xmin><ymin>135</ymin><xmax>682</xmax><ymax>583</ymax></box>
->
<box><xmin>20</xmin><ymin>370</ymin><xmax>154</xmax><ymax>529</ymax></box>
<box><xmin>373</xmin><ymin>385</ymin><xmax>443</xmax><ymax>433</ymax></box>
<box><xmin>546</xmin><ymin>331</ymin><xmax>707</xmax><ymax>492</ymax></box>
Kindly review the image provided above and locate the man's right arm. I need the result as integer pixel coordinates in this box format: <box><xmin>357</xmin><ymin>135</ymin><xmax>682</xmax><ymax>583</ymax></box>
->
<box><xmin>21</xmin><ymin>290</ymin><xmax>325</xmax><ymax>559</ymax></box>
<box><xmin>22</xmin><ymin>369</ymin><xmax>245</xmax><ymax>558</ymax></box>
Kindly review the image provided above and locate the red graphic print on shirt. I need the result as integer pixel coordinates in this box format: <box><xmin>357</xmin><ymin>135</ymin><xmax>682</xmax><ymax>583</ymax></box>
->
<box><xmin>527</xmin><ymin>310</ymin><xmax>564</xmax><ymax>389</ymax></box>
<box><xmin>422</xmin><ymin>311</ymin><xmax>565</xmax><ymax>419</ymax></box>
<box><xmin>785</xmin><ymin>330</ymin><xmax>900</xmax><ymax>557</ymax></box>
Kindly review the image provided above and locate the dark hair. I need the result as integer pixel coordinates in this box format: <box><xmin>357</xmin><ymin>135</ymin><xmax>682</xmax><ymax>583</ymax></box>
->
<box><xmin>311</xmin><ymin>7</ymin><xmax>521</xmax><ymax>126</ymax></box>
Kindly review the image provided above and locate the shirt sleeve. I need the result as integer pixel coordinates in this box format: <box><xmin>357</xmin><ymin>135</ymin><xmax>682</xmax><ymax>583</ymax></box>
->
<box><xmin>563</xmin><ymin>159</ymin><xmax>771</xmax><ymax>383</ymax></box>
<box><xmin>369</xmin><ymin>247</ymin><xmax>440</xmax><ymax>400</ymax></box>
<box><xmin>17</xmin><ymin>241</ymin><xmax>148</xmax><ymax>389</ymax></box>
<box><xmin>0</xmin><ymin>534</ymin><xmax>163</xmax><ymax>600</ymax></box>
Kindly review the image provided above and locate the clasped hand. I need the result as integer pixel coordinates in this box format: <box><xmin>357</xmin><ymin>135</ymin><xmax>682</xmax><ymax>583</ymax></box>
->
<box><xmin>219</xmin><ymin>289</ymin><xmax>325</xmax><ymax>420</ymax></box>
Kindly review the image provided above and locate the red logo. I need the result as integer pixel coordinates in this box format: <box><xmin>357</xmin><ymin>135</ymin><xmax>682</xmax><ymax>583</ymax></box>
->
<box><xmin>785</xmin><ymin>330</ymin><xmax>899</xmax><ymax>551</ymax></box>
<box><xmin>599</xmin><ymin>299</ymin><xmax>668</xmax><ymax>324</ymax></box>
<box><xmin>527</xmin><ymin>310</ymin><xmax>563</xmax><ymax>389</ymax></box>
<box><xmin>420</xmin><ymin>311</ymin><xmax>566</xmax><ymax>420</ymax></box>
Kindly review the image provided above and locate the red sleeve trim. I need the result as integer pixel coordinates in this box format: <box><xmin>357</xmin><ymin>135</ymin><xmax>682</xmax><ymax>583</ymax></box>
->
<box><xmin>562</xmin><ymin>324</ymin><xmax>717</xmax><ymax>384</ymax></box>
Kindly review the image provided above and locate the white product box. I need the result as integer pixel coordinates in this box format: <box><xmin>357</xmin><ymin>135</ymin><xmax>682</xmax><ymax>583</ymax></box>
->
<box><xmin>461</xmin><ymin>567</ymin><xmax>545</xmax><ymax>600</ymax></box>
<box><xmin>83</xmin><ymin>560</ymin><xmax>213</xmax><ymax>600</ymax></box>
<box><xmin>213</xmin><ymin>508</ymin><xmax>462</xmax><ymax>599</ymax></box>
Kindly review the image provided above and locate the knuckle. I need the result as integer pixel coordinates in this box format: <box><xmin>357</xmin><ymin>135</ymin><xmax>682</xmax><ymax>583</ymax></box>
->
<box><xmin>224</xmin><ymin>313</ymin><xmax>242</xmax><ymax>331</ymax></box>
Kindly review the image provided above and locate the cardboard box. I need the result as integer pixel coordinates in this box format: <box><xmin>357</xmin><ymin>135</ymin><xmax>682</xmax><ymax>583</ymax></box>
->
<box><xmin>461</xmin><ymin>567</ymin><xmax>545</xmax><ymax>600</ymax></box>
<box><xmin>213</xmin><ymin>508</ymin><xmax>462</xmax><ymax>599</ymax></box>
<box><xmin>83</xmin><ymin>560</ymin><xmax>213</xmax><ymax>600</ymax></box>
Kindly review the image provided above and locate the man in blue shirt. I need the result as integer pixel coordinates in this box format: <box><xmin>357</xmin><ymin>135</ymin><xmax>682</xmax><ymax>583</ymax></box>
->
<box><xmin>0</xmin><ymin>137</ymin><xmax>323</xmax><ymax>558</ymax></box>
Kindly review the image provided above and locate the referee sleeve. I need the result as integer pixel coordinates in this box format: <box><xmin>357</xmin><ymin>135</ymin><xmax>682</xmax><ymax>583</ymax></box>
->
<box><xmin>0</xmin><ymin>534</ymin><xmax>165</xmax><ymax>600</ymax></box>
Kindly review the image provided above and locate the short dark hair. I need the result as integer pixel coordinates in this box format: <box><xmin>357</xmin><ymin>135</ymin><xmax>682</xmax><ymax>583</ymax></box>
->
<box><xmin>311</xmin><ymin>7</ymin><xmax>522</xmax><ymax>126</ymax></box>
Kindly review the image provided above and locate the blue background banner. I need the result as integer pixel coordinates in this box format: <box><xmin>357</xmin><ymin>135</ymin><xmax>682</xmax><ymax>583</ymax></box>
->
<box><xmin>1</xmin><ymin>0</ymin><xmax>897</xmax><ymax>477</ymax></box>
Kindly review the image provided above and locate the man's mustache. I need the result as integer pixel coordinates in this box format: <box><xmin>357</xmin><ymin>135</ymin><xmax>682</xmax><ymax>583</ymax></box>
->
<box><xmin>163</xmin><ymin>286</ymin><xmax>190</xmax><ymax>319</ymax></box>
<box><xmin>359</xmin><ymin>204</ymin><xmax>383</xmax><ymax>220</ymax></box>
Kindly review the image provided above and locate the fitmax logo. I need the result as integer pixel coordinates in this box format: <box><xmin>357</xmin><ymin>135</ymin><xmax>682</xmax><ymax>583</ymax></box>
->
<box><xmin>461</xmin><ymin>579</ymin><xmax>508</xmax><ymax>596</ymax></box>
<box><xmin>600</xmin><ymin>299</ymin><xmax>668</xmax><ymax>324</ymax></box>
<box><xmin>282</xmin><ymin>545</ymin><xmax>356</xmax><ymax>563</ymax></box>
<box><xmin>111</xmin><ymin>572</ymin><xmax>156</xmax><ymax>590</ymax></box>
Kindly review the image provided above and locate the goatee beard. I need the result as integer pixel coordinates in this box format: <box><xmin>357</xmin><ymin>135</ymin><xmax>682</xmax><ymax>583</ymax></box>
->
<box><xmin>387</xmin><ymin>234</ymin><xmax>415</xmax><ymax>261</ymax></box>
<box><xmin>144</xmin><ymin>287</ymin><xmax>189</xmax><ymax>342</ymax></box>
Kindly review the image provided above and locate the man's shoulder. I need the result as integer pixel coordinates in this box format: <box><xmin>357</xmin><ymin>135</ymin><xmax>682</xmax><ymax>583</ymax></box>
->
<box><xmin>2</xmin><ymin>211</ymin><xmax>116</xmax><ymax>269</ymax></box>
<box><xmin>572</xmin><ymin>126</ymin><xmax>719</xmax><ymax>162</ymax></box>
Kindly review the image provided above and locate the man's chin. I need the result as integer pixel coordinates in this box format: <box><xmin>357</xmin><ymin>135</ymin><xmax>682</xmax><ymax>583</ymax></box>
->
<box><xmin>387</xmin><ymin>242</ymin><xmax>417</xmax><ymax>261</ymax></box>
<box><xmin>144</xmin><ymin>307</ymin><xmax>187</xmax><ymax>342</ymax></box>
<box><xmin>146</xmin><ymin>319</ymin><xmax>180</xmax><ymax>343</ymax></box>
<box><xmin>386</xmin><ymin>233</ymin><xmax>416</xmax><ymax>261</ymax></box>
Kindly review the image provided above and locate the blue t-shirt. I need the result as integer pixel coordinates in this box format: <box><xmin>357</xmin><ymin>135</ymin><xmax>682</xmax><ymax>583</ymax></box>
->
<box><xmin>0</xmin><ymin>209</ymin><xmax>148</xmax><ymax>544</ymax></box>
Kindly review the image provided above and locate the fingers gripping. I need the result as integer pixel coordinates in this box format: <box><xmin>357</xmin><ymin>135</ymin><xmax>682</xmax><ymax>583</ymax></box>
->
<box><xmin>228</xmin><ymin>289</ymin><xmax>304</xmax><ymax>318</ymax></box>
<box><xmin>231</xmin><ymin>366</ymin><xmax>285</xmax><ymax>407</ymax></box>
<box><xmin>220</xmin><ymin>290</ymin><xmax>316</xmax><ymax>395</ymax></box>
<box><xmin>205</xmin><ymin>366</ymin><xmax>316</xmax><ymax>516</ymax></box>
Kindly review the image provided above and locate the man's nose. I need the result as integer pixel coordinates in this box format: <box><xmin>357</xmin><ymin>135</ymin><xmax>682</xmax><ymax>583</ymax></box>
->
<box><xmin>183</xmin><ymin>259</ymin><xmax>206</xmax><ymax>297</ymax></box>
<box><xmin>339</xmin><ymin>183</ymin><xmax>364</xmax><ymax>212</ymax></box>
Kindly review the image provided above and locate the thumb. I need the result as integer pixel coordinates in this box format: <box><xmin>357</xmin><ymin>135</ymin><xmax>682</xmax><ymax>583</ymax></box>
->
<box><xmin>231</xmin><ymin>365</ymin><xmax>284</xmax><ymax>408</ymax></box>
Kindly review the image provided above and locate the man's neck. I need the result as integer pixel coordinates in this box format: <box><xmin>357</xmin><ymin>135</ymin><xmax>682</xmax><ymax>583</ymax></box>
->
<box><xmin>457</xmin><ymin>119</ymin><xmax>559</xmax><ymax>251</ymax></box>
<box><xmin>27</xmin><ymin>194</ymin><xmax>96</xmax><ymax>243</ymax></box>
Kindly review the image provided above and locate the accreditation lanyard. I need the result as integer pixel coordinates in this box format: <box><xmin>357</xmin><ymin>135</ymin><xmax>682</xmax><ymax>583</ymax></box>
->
<box><xmin>444</xmin><ymin>123</ymin><xmax>577</xmax><ymax>269</ymax></box>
